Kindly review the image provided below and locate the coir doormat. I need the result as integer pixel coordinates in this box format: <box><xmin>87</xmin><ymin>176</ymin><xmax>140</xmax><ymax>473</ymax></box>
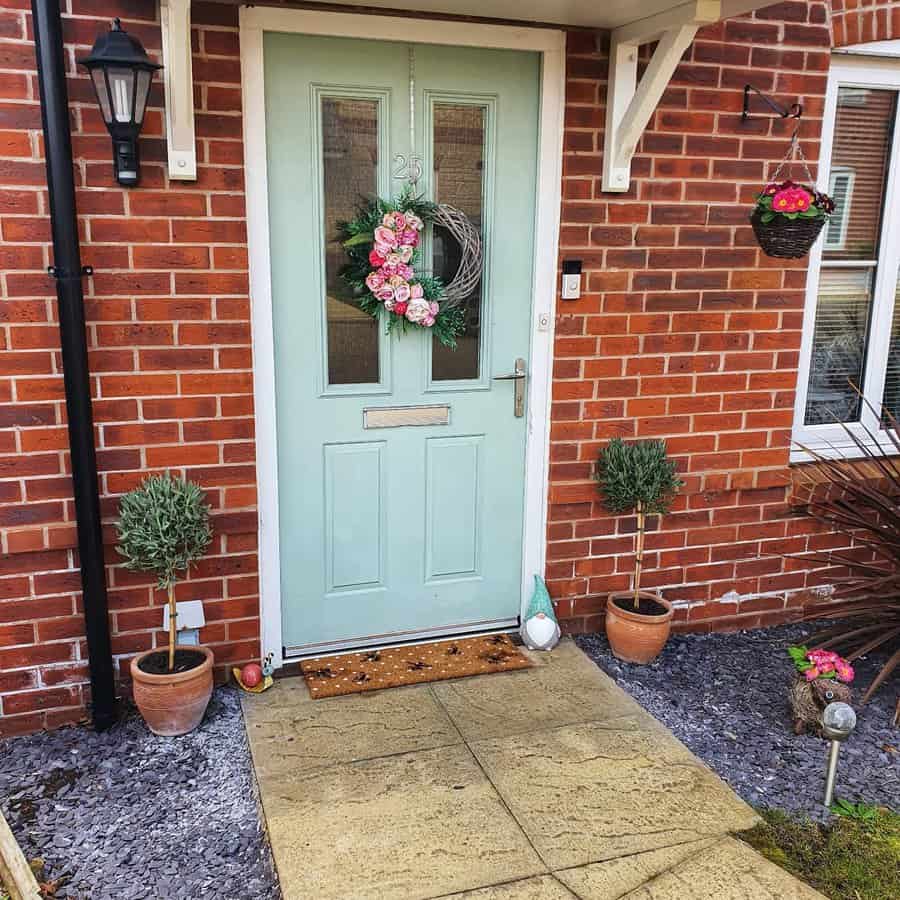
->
<box><xmin>300</xmin><ymin>633</ymin><xmax>531</xmax><ymax>698</ymax></box>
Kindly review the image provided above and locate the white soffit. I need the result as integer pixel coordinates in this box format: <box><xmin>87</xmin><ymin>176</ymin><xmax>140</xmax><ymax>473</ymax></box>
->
<box><xmin>283</xmin><ymin>0</ymin><xmax>770</xmax><ymax>29</ymax></box>
<box><xmin>835</xmin><ymin>40</ymin><xmax>900</xmax><ymax>59</ymax></box>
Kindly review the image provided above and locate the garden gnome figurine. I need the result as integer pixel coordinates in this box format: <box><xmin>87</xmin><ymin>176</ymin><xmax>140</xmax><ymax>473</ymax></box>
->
<box><xmin>520</xmin><ymin>575</ymin><xmax>560</xmax><ymax>651</ymax></box>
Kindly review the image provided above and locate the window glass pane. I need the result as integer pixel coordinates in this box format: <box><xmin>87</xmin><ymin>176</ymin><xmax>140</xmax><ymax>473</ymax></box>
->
<box><xmin>431</xmin><ymin>104</ymin><xmax>485</xmax><ymax>382</ymax></box>
<box><xmin>805</xmin><ymin>268</ymin><xmax>874</xmax><ymax>425</ymax></box>
<box><xmin>322</xmin><ymin>98</ymin><xmax>380</xmax><ymax>385</ymax></box>
<box><xmin>881</xmin><ymin>277</ymin><xmax>900</xmax><ymax>423</ymax></box>
<box><xmin>824</xmin><ymin>87</ymin><xmax>896</xmax><ymax>261</ymax></box>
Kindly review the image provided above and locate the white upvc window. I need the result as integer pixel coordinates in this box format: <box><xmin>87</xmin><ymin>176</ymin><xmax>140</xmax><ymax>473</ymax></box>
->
<box><xmin>793</xmin><ymin>48</ymin><xmax>900</xmax><ymax>461</ymax></box>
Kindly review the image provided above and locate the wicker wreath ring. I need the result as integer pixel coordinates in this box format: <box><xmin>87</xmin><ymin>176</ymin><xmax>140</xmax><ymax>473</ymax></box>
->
<box><xmin>433</xmin><ymin>203</ymin><xmax>483</xmax><ymax>309</ymax></box>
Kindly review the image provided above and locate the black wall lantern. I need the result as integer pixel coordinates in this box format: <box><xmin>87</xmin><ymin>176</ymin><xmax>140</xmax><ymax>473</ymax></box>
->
<box><xmin>78</xmin><ymin>19</ymin><xmax>160</xmax><ymax>186</ymax></box>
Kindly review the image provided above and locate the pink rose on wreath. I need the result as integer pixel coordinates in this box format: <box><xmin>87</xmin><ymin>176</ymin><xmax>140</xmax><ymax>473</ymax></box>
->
<box><xmin>374</xmin><ymin>225</ymin><xmax>398</xmax><ymax>248</ymax></box>
<box><xmin>394</xmin><ymin>282</ymin><xmax>411</xmax><ymax>304</ymax></box>
<box><xmin>397</xmin><ymin>264</ymin><xmax>414</xmax><ymax>281</ymax></box>
<box><xmin>365</xmin><ymin>271</ymin><xmax>385</xmax><ymax>292</ymax></box>
<box><xmin>383</xmin><ymin>211</ymin><xmax>407</xmax><ymax>230</ymax></box>
<box><xmin>369</xmin><ymin>249</ymin><xmax>386</xmax><ymax>267</ymax></box>
<box><xmin>393</xmin><ymin>300</ymin><xmax>409</xmax><ymax>316</ymax></box>
<box><xmin>405</xmin><ymin>298</ymin><xmax>434</xmax><ymax>325</ymax></box>
<box><xmin>398</xmin><ymin>246</ymin><xmax>414</xmax><ymax>263</ymax></box>
<box><xmin>375</xmin><ymin>285</ymin><xmax>394</xmax><ymax>303</ymax></box>
<box><xmin>383</xmin><ymin>298</ymin><xmax>395</xmax><ymax>311</ymax></box>
<box><xmin>410</xmin><ymin>283</ymin><xmax>424</xmax><ymax>300</ymax></box>
<box><xmin>405</xmin><ymin>212</ymin><xmax>424</xmax><ymax>231</ymax></box>
<box><xmin>400</xmin><ymin>229</ymin><xmax>419</xmax><ymax>246</ymax></box>
<box><xmin>385</xmin><ymin>253</ymin><xmax>403</xmax><ymax>267</ymax></box>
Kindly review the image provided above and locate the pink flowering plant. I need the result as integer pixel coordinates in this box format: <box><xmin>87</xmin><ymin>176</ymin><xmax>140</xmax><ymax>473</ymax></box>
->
<box><xmin>338</xmin><ymin>188</ymin><xmax>465</xmax><ymax>348</ymax></box>
<box><xmin>754</xmin><ymin>179</ymin><xmax>835</xmax><ymax>224</ymax></box>
<box><xmin>788</xmin><ymin>645</ymin><xmax>855</xmax><ymax>684</ymax></box>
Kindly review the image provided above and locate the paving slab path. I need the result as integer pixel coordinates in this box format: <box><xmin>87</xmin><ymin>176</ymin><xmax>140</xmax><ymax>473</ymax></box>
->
<box><xmin>243</xmin><ymin>639</ymin><xmax>825</xmax><ymax>900</ymax></box>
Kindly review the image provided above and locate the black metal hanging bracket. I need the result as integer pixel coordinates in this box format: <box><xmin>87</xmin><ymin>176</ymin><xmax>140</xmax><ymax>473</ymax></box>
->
<box><xmin>742</xmin><ymin>84</ymin><xmax>803</xmax><ymax>122</ymax></box>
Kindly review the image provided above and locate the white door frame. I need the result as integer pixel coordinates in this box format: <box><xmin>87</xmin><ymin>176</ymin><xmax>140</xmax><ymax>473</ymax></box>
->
<box><xmin>240</xmin><ymin>7</ymin><xmax>565</xmax><ymax>667</ymax></box>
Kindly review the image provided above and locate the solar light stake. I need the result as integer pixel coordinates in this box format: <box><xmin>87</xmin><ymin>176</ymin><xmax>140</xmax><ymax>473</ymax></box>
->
<box><xmin>821</xmin><ymin>702</ymin><xmax>857</xmax><ymax>808</ymax></box>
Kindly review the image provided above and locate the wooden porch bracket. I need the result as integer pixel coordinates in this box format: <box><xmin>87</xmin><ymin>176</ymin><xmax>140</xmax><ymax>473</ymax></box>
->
<box><xmin>160</xmin><ymin>0</ymin><xmax>196</xmax><ymax>180</ymax></box>
<box><xmin>602</xmin><ymin>0</ymin><xmax>737</xmax><ymax>192</ymax></box>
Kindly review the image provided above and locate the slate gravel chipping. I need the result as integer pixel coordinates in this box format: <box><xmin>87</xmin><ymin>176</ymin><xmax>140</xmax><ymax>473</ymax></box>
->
<box><xmin>0</xmin><ymin>688</ymin><xmax>280</xmax><ymax>900</ymax></box>
<box><xmin>577</xmin><ymin>623</ymin><xmax>900</xmax><ymax>821</ymax></box>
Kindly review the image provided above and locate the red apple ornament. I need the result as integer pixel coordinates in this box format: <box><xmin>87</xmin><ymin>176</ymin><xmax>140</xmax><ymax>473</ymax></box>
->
<box><xmin>241</xmin><ymin>663</ymin><xmax>262</xmax><ymax>688</ymax></box>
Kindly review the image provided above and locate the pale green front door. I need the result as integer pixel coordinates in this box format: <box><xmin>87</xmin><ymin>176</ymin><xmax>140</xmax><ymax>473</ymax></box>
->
<box><xmin>264</xmin><ymin>33</ymin><xmax>540</xmax><ymax>654</ymax></box>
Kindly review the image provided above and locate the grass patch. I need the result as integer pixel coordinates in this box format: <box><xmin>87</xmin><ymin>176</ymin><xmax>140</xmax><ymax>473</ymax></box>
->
<box><xmin>740</xmin><ymin>806</ymin><xmax>900</xmax><ymax>900</ymax></box>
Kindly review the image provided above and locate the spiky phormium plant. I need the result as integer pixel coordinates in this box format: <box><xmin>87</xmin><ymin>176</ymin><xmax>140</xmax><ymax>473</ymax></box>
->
<box><xmin>595</xmin><ymin>438</ymin><xmax>683</xmax><ymax>610</ymax></box>
<box><xmin>794</xmin><ymin>403</ymin><xmax>900</xmax><ymax>711</ymax></box>
<box><xmin>116</xmin><ymin>473</ymin><xmax>212</xmax><ymax>672</ymax></box>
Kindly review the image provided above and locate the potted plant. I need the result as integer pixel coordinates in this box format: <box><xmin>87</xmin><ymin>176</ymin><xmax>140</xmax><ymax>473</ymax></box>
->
<box><xmin>595</xmin><ymin>438</ymin><xmax>683</xmax><ymax>663</ymax></box>
<box><xmin>751</xmin><ymin>178</ymin><xmax>834</xmax><ymax>259</ymax></box>
<box><xmin>116</xmin><ymin>472</ymin><xmax>214</xmax><ymax>735</ymax></box>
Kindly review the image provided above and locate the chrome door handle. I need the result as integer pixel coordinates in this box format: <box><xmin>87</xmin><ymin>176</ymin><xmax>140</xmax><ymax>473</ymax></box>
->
<box><xmin>493</xmin><ymin>357</ymin><xmax>526</xmax><ymax>417</ymax></box>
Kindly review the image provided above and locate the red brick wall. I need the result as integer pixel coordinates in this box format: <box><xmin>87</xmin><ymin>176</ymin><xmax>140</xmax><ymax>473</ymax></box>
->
<box><xmin>0</xmin><ymin>0</ymin><xmax>869</xmax><ymax>735</ymax></box>
<box><xmin>831</xmin><ymin>0</ymin><xmax>900</xmax><ymax>46</ymax></box>
<box><xmin>547</xmin><ymin>3</ymin><xmax>842</xmax><ymax>634</ymax></box>
<box><xmin>0</xmin><ymin>0</ymin><xmax>257</xmax><ymax>736</ymax></box>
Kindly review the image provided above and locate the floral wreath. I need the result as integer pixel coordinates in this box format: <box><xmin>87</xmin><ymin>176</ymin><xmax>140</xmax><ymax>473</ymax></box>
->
<box><xmin>337</xmin><ymin>189</ymin><xmax>474</xmax><ymax>349</ymax></box>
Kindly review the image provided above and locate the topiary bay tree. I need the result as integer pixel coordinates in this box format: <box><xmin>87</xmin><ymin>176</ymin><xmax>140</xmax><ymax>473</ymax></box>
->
<box><xmin>595</xmin><ymin>438</ymin><xmax>682</xmax><ymax>610</ymax></box>
<box><xmin>116</xmin><ymin>473</ymin><xmax>212</xmax><ymax>672</ymax></box>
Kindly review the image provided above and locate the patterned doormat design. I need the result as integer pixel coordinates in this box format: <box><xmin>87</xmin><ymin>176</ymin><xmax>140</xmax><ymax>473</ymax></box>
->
<box><xmin>300</xmin><ymin>633</ymin><xmax>532</xmax><ymax>698</ymax></box>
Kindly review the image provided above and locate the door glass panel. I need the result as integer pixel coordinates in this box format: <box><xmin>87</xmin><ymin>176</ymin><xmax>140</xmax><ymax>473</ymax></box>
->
<box><xmin>322</xmin><ymin>97</ymin><xmax>380</xmax><ymax>385</ymax></box>
<box><xmin>823</xmin><ymin>87</ymin><xmax>896</xmax><ymax>261</ymax></box>
<box><xmin>881</xmin><ymin>275</ymin><xmax>900</xmax><ymax>423</ymax></box>
<box><xmin>431</xmin><ymin>104</ymin><xmax>485</xmax><ymax>381</ymax></box>
<box><xmin>805</xmin><ymin>268</ymin><xmax>874</xmax><ymax>425</ymax></box>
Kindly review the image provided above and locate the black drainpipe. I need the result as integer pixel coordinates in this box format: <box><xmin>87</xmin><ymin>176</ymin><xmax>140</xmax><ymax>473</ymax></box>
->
<box><xmin>31</xmin><ymin>0</ymin><xmax>117</xmax><ymax>730</ymax></box>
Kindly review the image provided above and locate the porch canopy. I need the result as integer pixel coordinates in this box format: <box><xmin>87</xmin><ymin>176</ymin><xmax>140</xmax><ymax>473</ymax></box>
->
<box><xmin>308</xmin><ymin>0</ymin><xmax>769</xmax><ymax>30</ymax></box>
<box><xmin>164</xmin><ymin>0</ymin><xmax>773</xmax><ymax>189</ymax></box>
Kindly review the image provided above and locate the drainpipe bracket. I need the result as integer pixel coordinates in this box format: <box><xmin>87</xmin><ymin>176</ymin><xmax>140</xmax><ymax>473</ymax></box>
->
<box><xmin>47</xmin><ymin>265</ymin><xmax>93</xmax><ymax>279</ymax></box>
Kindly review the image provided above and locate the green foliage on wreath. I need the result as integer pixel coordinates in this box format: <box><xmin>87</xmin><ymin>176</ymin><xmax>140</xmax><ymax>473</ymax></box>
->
<box><xmin>595</xmin><ymin>437</ymin><xmax>683</xmax><ymax>516</ymax></box>
<box><xmin>336</xmin><ymin>187</ymin><xmax>466</xmax><ymax>349</ymax></box>
<box><xmin>116</xmin><ymin>473</ymin><xmax>212</xmax><ymax>591</ymax></box>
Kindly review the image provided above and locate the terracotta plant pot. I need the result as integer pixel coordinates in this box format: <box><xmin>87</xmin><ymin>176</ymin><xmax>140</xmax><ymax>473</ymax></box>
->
<box><xmin>130</xmin><ymin>645</ymin><xmax>214</xmax><ymax>736</ymax></box>
<box><xmin>604</xmin><ymin>591</ymin><xmax>673</xmax><ymax>664</ymax></box>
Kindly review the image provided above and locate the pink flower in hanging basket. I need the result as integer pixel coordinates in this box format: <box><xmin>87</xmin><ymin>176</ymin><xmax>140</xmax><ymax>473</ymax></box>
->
<box><xmin>771</xmin><ymin>186</ymin><xmax>813</xmax><ymax>213</ymax></box>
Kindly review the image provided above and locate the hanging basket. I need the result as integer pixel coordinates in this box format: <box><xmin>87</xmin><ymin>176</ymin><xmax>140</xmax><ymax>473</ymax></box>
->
<box><xmin>750</xmin><ymin>209</ymin><xmax>827</xmax><ymax>259</ymax></box>
<box><xmin>750</xmin><ymin>125</ymin><xmax>834</xmax><ymax>260</ymax></box>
